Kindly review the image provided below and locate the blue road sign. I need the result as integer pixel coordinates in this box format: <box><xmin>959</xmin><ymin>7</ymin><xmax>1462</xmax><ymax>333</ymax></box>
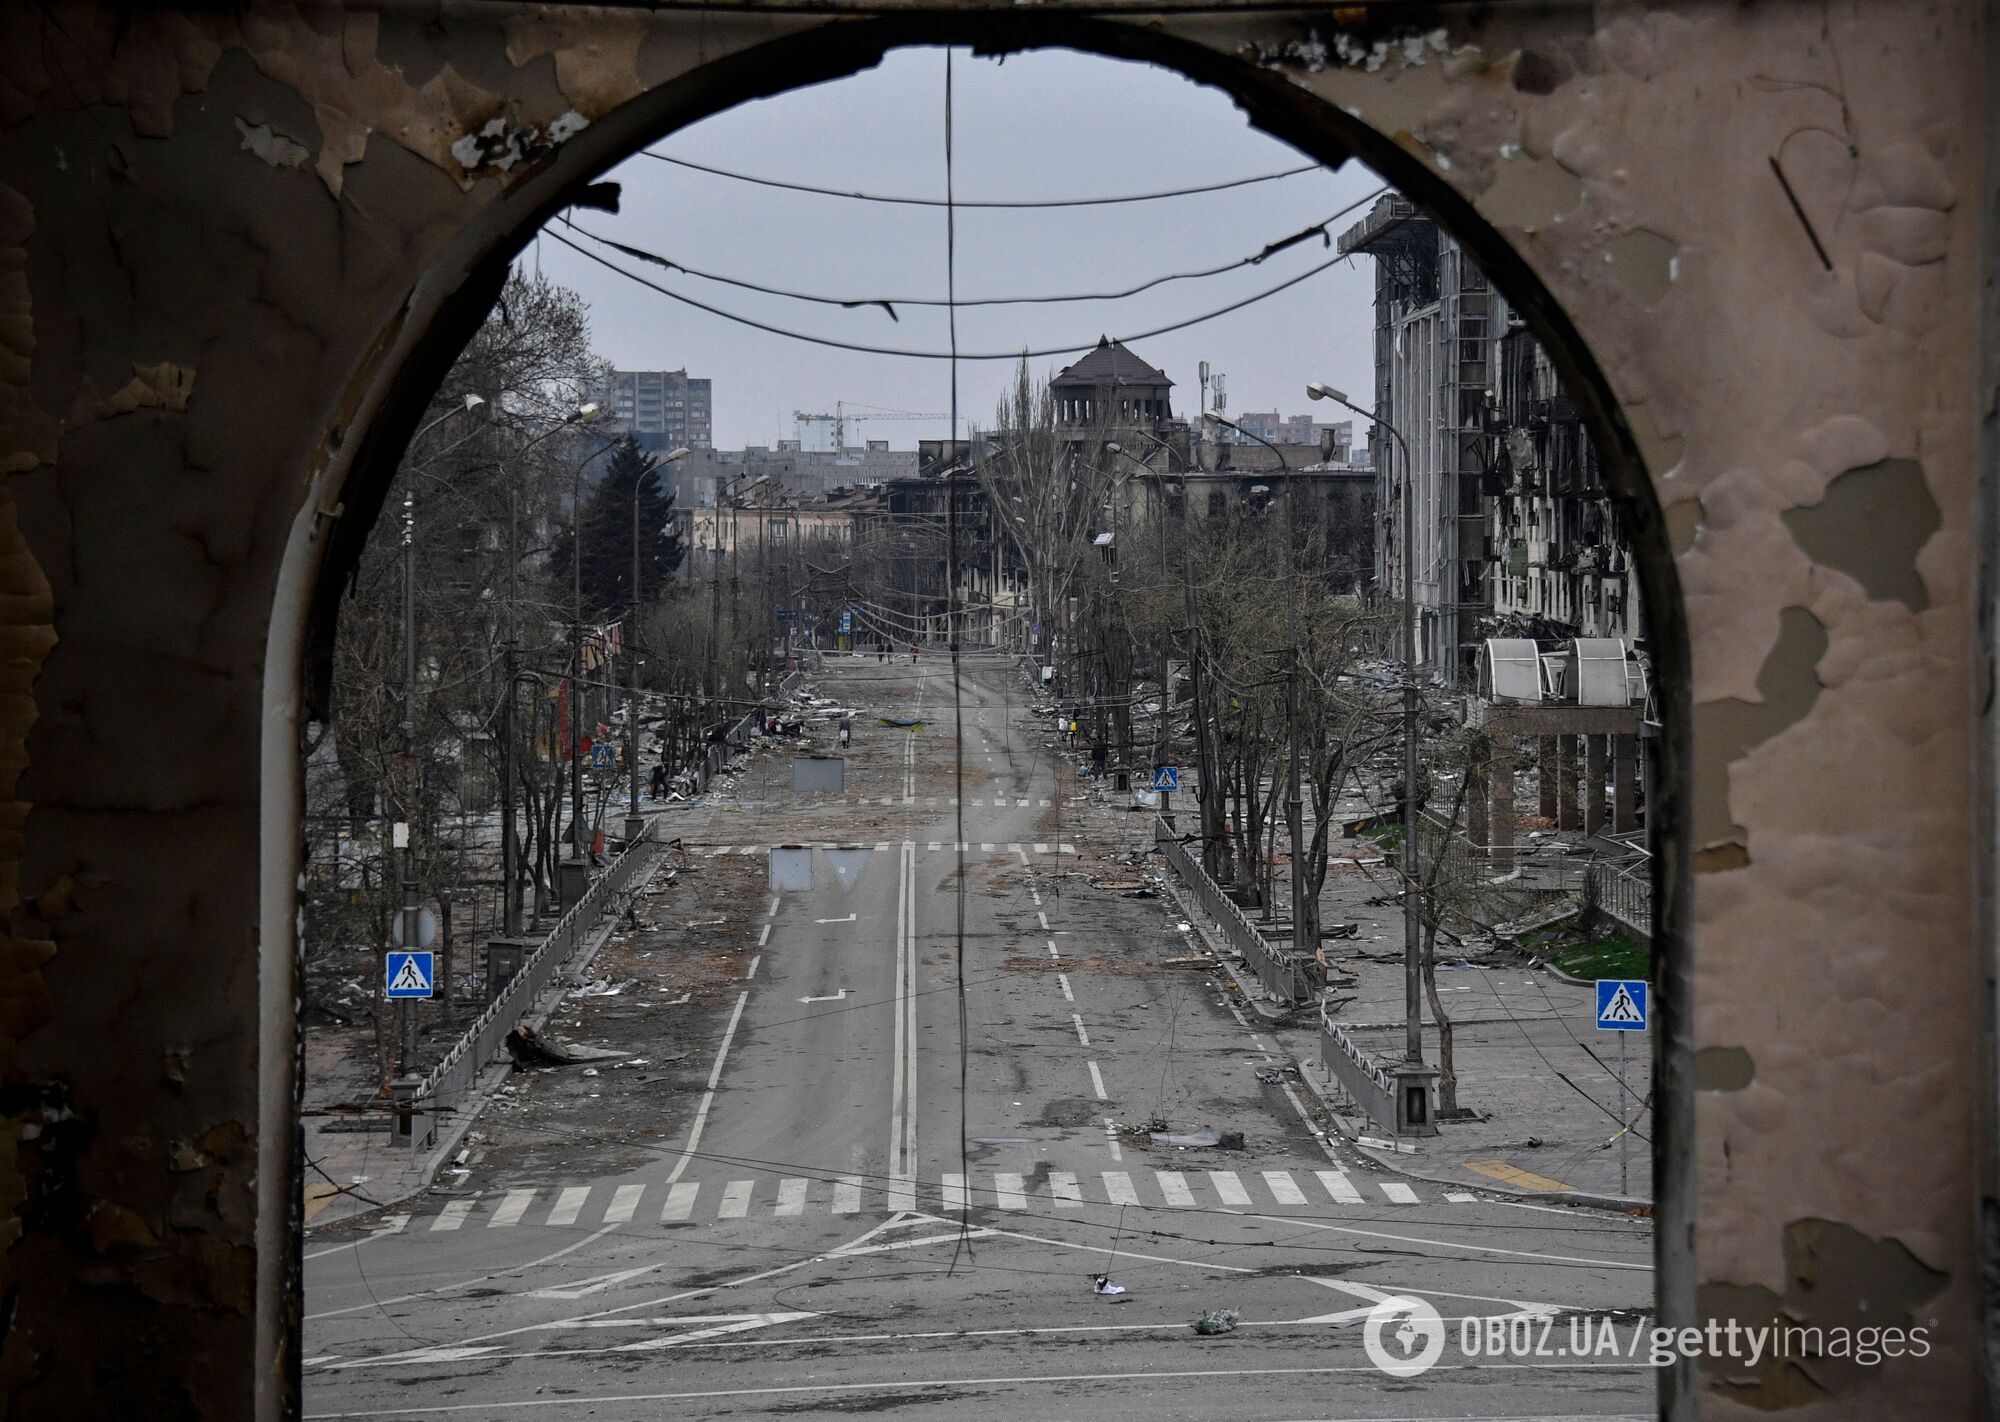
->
<box><xmin>1595</xmin><ymin>978</ymin><xmax>1648</xmax><ymax>1031</ymax></box>
<box><xmin>1151</xmin><ymin>766</ymin><xmax>1181</xmax><ymax>792</ymax></box>
<box><xmin>590</xmin><ymin>742</ymin><xmax>616</xmax><ymax>770</ymax></box>
<box><xmin>840</xmin><ymin>609</ymin><xmax>853</xmax><ymax>633</ymax></box>
<box><xmin>386</xmin><ymin>951</ymin><xmax>435</xmax><ymax>999</ymax></box>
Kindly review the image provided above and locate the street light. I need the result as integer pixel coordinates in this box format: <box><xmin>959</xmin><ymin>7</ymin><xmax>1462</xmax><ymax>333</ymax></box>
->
<box><xmin>1206</xmin><ymin>413</ymin><xmax>1307</xmax><ymax>957</ymax></box>
<box><xmin>627</xmin><ymin>447</ymin><xmax>690</xmax><ymax>843</ymax></box>
<box><xmin>1308</xmin><ymin>381</ymin><xmax>1425</xmax><ymax>1076</ymax></box>
<box><xmin>567</xmin><ymin>410</ymin><xmax>612</xmax><ymax>872</ymax></box>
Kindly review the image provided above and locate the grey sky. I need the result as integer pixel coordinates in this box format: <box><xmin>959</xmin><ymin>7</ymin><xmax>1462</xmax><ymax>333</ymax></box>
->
<box><xmin>535</xmin><ymin>45</ymin><xmax>1387</xmax><ymax>451</ymax></box>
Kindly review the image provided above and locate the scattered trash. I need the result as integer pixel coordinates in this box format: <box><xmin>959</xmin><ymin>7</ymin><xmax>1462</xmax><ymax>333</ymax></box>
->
<box><xmin>1323</xmin><ymin>923</ymin><xmax>1359</xmax><ymax>940</ymax></box>
<box><xmin>1193</xmin><ymin>1308</ymin><xmax>1240</xmax><ymax>1336</ymax></box>
<box><xmin>580</xmin><ymin>1067</ymin><xmax>599</xmax><ymax>1078</ymax></box>
<box><xmin>573</xmin><ymin>979</ymin><xmax>624</xmax><ymax>997</ymax></box>
<box><xmin>1253</xmin><ymin>1067</ymin><xmax>1284</xmax><ymax>1085</ymax></box>
<box><xmin>1091</xmin><ymin>1274</ymin><xmax>1126</xmax><ymax>1296</ymax></box>
<box><xmin>1147</xmin><ymin>1124</ymin><xmax>1245</xmax><ymax>1150</ymax></box>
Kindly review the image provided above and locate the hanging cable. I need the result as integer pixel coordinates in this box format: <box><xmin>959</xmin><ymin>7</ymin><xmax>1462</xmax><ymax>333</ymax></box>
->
<box><xmin>557</xmin><ymin>185</ymin><xmax>1387</xmax><ymax>317</ymax></box>
<box><xmin>637</xmin><ymin>147</ymin><xmax>1323</xmax><ymax>208</ymax></box>
<box><xmin>543</xmin><ymin>226</ymin><xmax>1353</xmax><ymax>362</ymax></box>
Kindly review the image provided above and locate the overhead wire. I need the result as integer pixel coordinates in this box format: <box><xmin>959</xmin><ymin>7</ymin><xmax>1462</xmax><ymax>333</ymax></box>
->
<box><xmin>545</xmin><ymin>226</ymin><xmax>1354</xmax><ymax>363</ymax></box>
<box><xmin>637</xmin><ymin>147</ymin><xmax>1325</xmax><ymax>208</ymax></box>
<box><xmin>556</xmin><ymin>185</ymin><xmax>1388</xmax><ymax>317</ymax></box>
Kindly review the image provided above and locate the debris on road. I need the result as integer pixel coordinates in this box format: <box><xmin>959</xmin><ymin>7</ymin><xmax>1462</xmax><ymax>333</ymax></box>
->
<box><xmin>1148</xmin><ymin>1124</ymin><xmax>1246</xmax><ymax>1150</ymax></box>
<box><xmin>1193</xmin><ymin>1308</ymin><xmax>1240</xmax><ymax>1335</ymax></box>
<box><xmin>1091</xmin><ymin>1274</ymin><xmax>1127</xmax><ymax>1296</ymax></box>
<box><xmin>504</xmin><ymin>1024</ymin><xmax>632</xmax><ymax>1069</ymax></box>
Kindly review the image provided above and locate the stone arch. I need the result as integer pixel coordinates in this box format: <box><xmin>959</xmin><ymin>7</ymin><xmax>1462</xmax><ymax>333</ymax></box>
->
<box><xmin>265</xmin><ymin>11</ymin><xmax>1693</xmax><ymax>1412</ymax></box>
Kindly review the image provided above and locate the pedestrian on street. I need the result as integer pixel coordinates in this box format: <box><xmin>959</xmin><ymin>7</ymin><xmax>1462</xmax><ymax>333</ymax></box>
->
<box><xmin>1091</xmin><ymin>737</ymin><xmax>1109</xmax><ymax>779</ymax></box>
<box><xmin>838</xmin><ymin>719</ymin><xmax>851</xmax><ymax>749</ymax></box>
<box><xmin>649</xmin><ymin>761</ymin><xmax>667</xmax><ymax>799</ymax></box>
<box><xmin>910</xmin><ymin>644</ymin><xmax>920</xmax><ymax>663</ymax></box>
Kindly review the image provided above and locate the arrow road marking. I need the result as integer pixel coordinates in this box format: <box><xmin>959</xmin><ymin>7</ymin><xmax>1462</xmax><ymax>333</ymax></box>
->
<box><xmin>815</xmin><ymin>914</ymin><xmax>857</xmax><ymax>924</ymax></box>
<box><xmin>800</xmin><ymin>989</ymin><xmax>849</xmax><ymax>1003</ymax></box>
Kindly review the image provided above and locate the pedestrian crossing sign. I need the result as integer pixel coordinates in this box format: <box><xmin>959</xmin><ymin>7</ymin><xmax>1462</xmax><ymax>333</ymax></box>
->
<box><xmin>386</xmin><ymin>951</ymin><xmax>435</xmax><ymax>999</ymax></box>
<box><xmin>1595</xmin><ymin>978</ymin><xmax>1647</xmax><ymax>1031</ymax></box>
<box><xmin>1151</xmin><ymin>766</ymin><xmax>1181</xmax><ymax>792</ymax></box>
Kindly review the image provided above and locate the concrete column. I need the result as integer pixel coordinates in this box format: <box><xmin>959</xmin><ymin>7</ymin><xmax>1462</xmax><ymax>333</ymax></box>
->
<box><xmin>1612</xmin><ymin>733</ymin><xmax>1639</xmax><ymax>832</ymax></box>
<box><xmin>1639</xmin><ymin>730</ymin><xmax>1657</xmax><ymax>830</ymax></box>
<box><xmin>1538</xmin><ymin>734</ymin><xmax>1560</xmax><ymax>821</ymax></box>
<box><xmin>1557</xmin><ymin>734</ymin><xmax>1580</xmax><ymax>831</ymax></box>
<box><xmin>1585</xmin><ymin>734</ymin><xmax>1609</xmax><ymax>836</ymax></box>
<box><xmin>1490</xmin><ymin>732</ymin><xmax>1516</xmax><ymax>874</ymax></box>
<box><xmin>1465</xmin><ymin>736</ymin><xmax>1490</xmax><ymax>854</ymax></box>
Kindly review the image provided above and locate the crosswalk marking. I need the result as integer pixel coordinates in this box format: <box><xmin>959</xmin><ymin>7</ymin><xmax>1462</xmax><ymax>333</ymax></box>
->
<box><xmin>662</xmin><ymin>1182</ymin><xmax>699</xmax><ymax>1222</ymax></box>
<box><xmin>1262</xmin><ymin>1170</ymin><xmax>1307</xmax><ymax>1205</ymax></box>
<box><xmin>413</xmin><ymin>1166</ymin><xmax>1459</xmax><ymax>1232</ymax></box>
<box><xmin>1017</xmin><ymin>799</ymin><xmax>1030</xmax><ymax>808</ymax></box>
<box><xmin>603</xmin><ymin>1183</ymin><xmax>645</xmax><ymax>1224</ymax></box>
<box><xmin>1315</xmin><ymin>1170</ymin><xmax>1362</xmax><ymax>1205</ymax></box>
<box><xmin>1209</xmin><ymin>1171</ymin><xmax>1251</xmax><ymax>1206</ymax></box>
<box><xmin>548</xmin><ymin>1186</ymin><xmax>590</xmax><ymax>1227</ymax></box>
<box><xmin>490</xmin><ymin>1190</ymin><xmax>535</xmax><ymax>1228</ymax></box>
<box><xmin>1102</xmin><ymin>1171</ymin><xmax>1140</xmax><ymax>1206</ymax></box>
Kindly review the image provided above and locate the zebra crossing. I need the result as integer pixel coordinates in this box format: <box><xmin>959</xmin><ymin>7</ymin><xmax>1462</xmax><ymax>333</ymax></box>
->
<box><xmin>413</xmin><ymin>1167</ymin><xmax>1481</xmax><ymax>1234</ymax></box>
<box><xmin>818</xmin><ymin>795</ymin><xmax>1054</xmax><ymax>809</ymax></box>
<box><xmin>703</xmin><ymin>841</ymin><xmax>1076</xmax><ymax>856</ymax></box>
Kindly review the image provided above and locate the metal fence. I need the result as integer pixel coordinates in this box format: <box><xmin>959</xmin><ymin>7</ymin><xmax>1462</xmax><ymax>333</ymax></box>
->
<box><xmin>1585</xmin><ymin>857</ymin><xmax>1653</xmax><ymax>939</ymax></box>
<box><xmin>1155</xmin><ymin>821</ymin><xmax>1315</xmax><ymax>1005</ymax></box>
<box><xmin>403</xmin><ymin>822</ymin><xmax>663</xmax><ymax>1151</ymax></box>
<box><xmin>1318</xmin><ymin>1003</ymin><xmax>1398</xmax><ymax>1134</ymax></box>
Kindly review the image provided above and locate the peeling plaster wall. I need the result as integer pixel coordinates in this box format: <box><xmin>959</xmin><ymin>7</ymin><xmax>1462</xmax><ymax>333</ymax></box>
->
<box><xmin>0</xmin><ymin>2</ymin><xmax>1989</xmax><ymax>1417</ymax></box>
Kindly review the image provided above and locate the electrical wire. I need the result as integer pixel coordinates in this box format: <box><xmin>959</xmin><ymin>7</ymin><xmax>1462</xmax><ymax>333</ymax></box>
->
<box><xmin>557</xmin><ymin>185</ymin><xmax>1388</xmax><ymax>316</ymax></box>
<box><xmin>638</xmin><ymin>147</ymin><xmax>1325</xmax><ymax>208</ymax></box>
<box><xmin>544</xmin><ymin>226</ymin><xmax>1353</xmax><ymax>362</ymax></box>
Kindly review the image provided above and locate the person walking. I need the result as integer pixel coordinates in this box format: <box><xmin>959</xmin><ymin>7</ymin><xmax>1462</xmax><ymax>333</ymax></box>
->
<box><xmin>910</xmin><ymin>644</ymin><xmax>920</xmax><ymax>664</ymax></box>
<box><xmin>838</xmin><ymin>718</ymin><xmax>851</xmax><ymax>749</ymax></box>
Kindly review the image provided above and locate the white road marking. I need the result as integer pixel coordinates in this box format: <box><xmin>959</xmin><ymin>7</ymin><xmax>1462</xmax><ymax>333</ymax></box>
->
<box><xmin>304</xmin><ymin>1215</ymin><xmax>407</xmax><ymax>1260</ymax></box>
<box><xmin>1315</xmin><ymin>1170</ymin><xmax>1362</xmax><ymax>1205</ymax></box>
<box><xmin>1071</xmin><ymin>1013</ymin><xmax>1091</xmax><ymax>1047</ymax></box>
<box><xmin>431</xmin><ymin>1200</ymin><xmax>472</xmax><ymax>1232</ymax></box>
<box><xmin>1050</xmin><ymin>1171</ymin><xmax>1083</xmax><ymax>1209</ymax></box>
<box><xmin>888</xmin><ymin>840</ymin><xmax>918</xmax><ymax>1212</ymax></box>
<box><xmin>1208</xmin><ymin>1171</ymin><xmax>1251</xmax><ymax>1206</ymax></box>
<box><xmin>662</xmin><ymin>990</ymin><xmax>749</xmax><ymax>1192</ymax></box>
<box><xmin>767</xmin><ymin>895</ymin><xmax>781</xmax><ymax>918</ymax></box>
<box><xmin>815</xmin><ymin>914</ymin><xmax>857</xmax><ymax>924</ymax></box>
<box><xmin>1380</xmin><ymin>1182</ymin><xmax>1420</xmax><ymax>1204</ymax></box>
<box><xmin>488</xmin><ymin>1191</ymin><xmax>534</xmax><ymax>1229</ymax></box>
<box><xmin>757</xmin><ymin>924</ymin><xmax>770</xmax><ymax>947</ymax></box>
<box><xmin>745</xmin><ymin>955</ymin><xmax>760</xmax><ymax>979</ymax></box>
<box><xmin>1156</xmin><ymin>1171</ymin><xmax>1195</xmax><ymax>1207</ymax></box>
<box><xmin>1056</xmin><ymin>972</ymin><xmax>1074</xmax><ymax>1001</ymax></box>
<box><xmin>1101</xmin><ymin>1171</ymin><xmax>1140</xmax><ymax>1206</ymax></box>
<box><xmin>718</xmin><ymin>1181</ymin><xmax>753</xmax><ymax>1219</ymax></box>
<box><xmin>1104</xmin><ymin>1118</ymin><xmax>1123</xmax><ymax>1161</ymax></box>
<box><xmin>1047</xmin><ymin>939</ymin><xmax>1060</xmax><ymax>960</ymax></box>
<box><xmin>1446</xmin><ymin>1191</ymin><xmax>1478</xmax><ymax>1203</ymax></box>
<box><xmin>1262</xmin><ymin>1171</ymin><xmax>1307</xmax><ymax>1205</ymax></box>
<box><xmin>547</xmin><ymin>1187</ymin><xmax>590</xmax><ymax>1228</ymax></box>
<box><xmin>832</xmin><ymin>1177</ymin><xmax>862</xmax><ymax>1214</ymax></box>
<box><xmin>604</xmin><ymin>1184</ymin><xmax>645</xmax><ymax>1224</ymax></box>
<box><xmin>1087</xmin><ymin>1061</ymin><xmax>1108</xmax><ymax>1100</ymax></box>
<box><xmin>776</xmin><ymin>1179</ymin><xmax>808</xmax><ymax>1216</ymax></box>
<box><xmin>1037</xmin><ymin>911</ymin><xmax>1049</xmax><ymax>930</ymax></box>
<box><xmin>662</xmin><ymin>1183</ymin><xmax>699</xmax><ymax>1222</ymax></box>
<box><xmin>992</xmin><ymin>1173</ymin><xmax>1027</xmax><ymax>1211</ymax></box>
<box><xmin>942</xmin><ymin>1174</ymin><xmax>969</xmax><ymax>1212</ymax></box>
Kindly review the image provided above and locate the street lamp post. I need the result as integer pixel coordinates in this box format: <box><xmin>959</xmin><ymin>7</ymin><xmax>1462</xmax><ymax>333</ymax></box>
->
<box><xmin>1206</xmin><ymin>414</ymin><xmax>1308</xmax><ymax>957</ymax></box>
<box><xmin>1309</xmin><ymin>382</ymin><xmax>1428</xmax><ymax>1101</ymax></box>
<box><xmin>394</xmin><ymin>392</ymin><xmax>482</xmax><ymax>1070</ymax></box>
<box><xmin>627</xmin><ymin>447</ymin><xmax>689</xmax><ymax>844</ymax></box>
<box><xmin>567</xmin><ymin>425</ymin><xmax>618</xmax><ymax>870</ymax></box>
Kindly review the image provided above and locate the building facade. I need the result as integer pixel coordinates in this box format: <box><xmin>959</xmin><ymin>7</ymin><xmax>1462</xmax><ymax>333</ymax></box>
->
<box><xmin>598</xmin><ymin>368</ymin><xmax>713</xmax><ymax>451</ymax></box>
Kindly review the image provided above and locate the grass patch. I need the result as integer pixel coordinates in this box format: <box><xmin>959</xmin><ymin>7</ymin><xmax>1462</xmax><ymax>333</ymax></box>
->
<box><xmin>1550</xmin><ymin>932</ymin><xmax>1649</xmax><ymax>981</ymax></box>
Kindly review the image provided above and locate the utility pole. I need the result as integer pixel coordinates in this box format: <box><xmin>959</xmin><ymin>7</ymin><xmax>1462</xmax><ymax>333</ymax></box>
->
<box><xmin>397</xmin><ymin>489</ymin><xmax>419</xmax><ymax>1072</ymax></box>
<box><xmin>501</xmin><ymin>480</ymin><xmax>520</xmax><ymax>934</ymax></box>
<box><xmin>628</xmin><ymin>447</ymin><xmax>688</xmax><ymax>844</ymax></box>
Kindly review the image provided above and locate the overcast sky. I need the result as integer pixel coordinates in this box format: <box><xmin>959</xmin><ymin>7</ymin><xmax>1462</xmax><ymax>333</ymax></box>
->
<box><xmin>533</xmin><ymin>46</ymin><xmax>1388</xmax><ymax>451</ymax></box>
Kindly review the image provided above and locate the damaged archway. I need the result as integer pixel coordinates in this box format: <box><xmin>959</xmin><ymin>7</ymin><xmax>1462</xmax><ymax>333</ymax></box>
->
<box><xmin>0</xmin><ymin>4</ymin><xmax>1984</xmax><ymax>1420</ymax></box>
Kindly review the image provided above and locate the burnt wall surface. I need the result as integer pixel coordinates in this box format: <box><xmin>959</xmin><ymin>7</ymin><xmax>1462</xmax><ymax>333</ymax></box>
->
<box><xmin>0</xmin><ymin>2</ymin><xmax>1991</xmax><ymax>1418</ymax></box>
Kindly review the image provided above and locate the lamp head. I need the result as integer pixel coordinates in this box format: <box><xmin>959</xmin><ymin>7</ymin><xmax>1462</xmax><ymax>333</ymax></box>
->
<box><xmin>665</xmin><ymin>447</ymin><xmax>691</xmax><ymax>462</ymax></box>
<box><xmin>1306</xmin><ymin>382</ymin><xmax>1348</xmax><ymax>405</ymax></box>
<box><xmin>574</xmin><ymin>402</ymin><xmax>601</xmax><ymax>423</ymax></box>
<box><xmin>462</xmin><ymin>393</ymin><xmax>486</xmax><ymax>412</ymax></box>
<box><xmin>1104</xmin><ymin>442</ymin><xmax>1122</xmax><ymax>455</ymax></box>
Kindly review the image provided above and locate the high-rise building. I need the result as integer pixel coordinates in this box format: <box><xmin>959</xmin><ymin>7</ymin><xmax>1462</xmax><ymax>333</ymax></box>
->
<box><xmin>598</xmin><ymin>369</ymin><xmax>713</xmax><ymax>451</ymax></box>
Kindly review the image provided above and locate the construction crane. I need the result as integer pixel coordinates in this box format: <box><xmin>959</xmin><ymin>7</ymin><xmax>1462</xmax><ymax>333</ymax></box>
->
<box><xmin>794</xmin><ymin>401</ymin><xmax>951</xmax><ymax>449</ymax></box>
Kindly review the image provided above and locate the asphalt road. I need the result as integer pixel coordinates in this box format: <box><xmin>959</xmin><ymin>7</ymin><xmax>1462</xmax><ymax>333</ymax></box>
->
<box><xmin>304</xmin><ymin>655</ymin><xmax>1658</xmax><ymax>1421</ymax></box>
